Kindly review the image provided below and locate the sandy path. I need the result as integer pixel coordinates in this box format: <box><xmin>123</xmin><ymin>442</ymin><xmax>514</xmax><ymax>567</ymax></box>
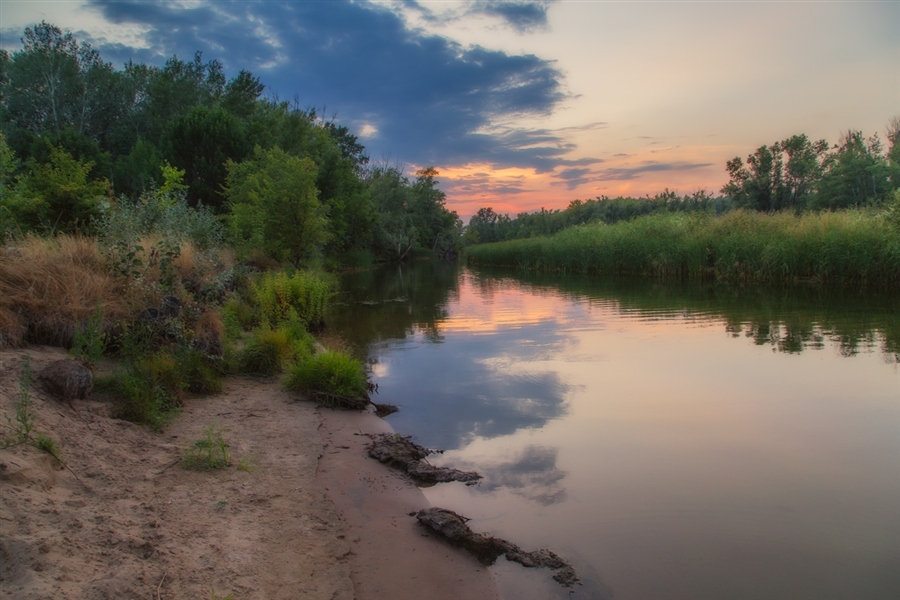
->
<box><xmin>0</xmin><ymin>347</ymin><xmax>496</xmax><ymax>599</ymax></box>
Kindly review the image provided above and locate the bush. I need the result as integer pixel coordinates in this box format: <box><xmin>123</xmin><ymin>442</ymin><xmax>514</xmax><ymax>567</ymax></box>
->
<box><xmin>285</xmin><ymin>351</ymin><xmax>368</xmax><ymax>408</ymax></box>
<box><xmin>236</xmin><ymin>323</ymin><xmax>314</xmax><ymax>375</ymax></box>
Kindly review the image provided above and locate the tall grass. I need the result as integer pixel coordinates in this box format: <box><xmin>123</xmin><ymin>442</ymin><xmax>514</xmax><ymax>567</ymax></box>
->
<box><xmin>251</xmin><ymin>270</ymin><xmax>334</xmax><ymax>330</ymax></box>
<box><xmin>467</xmin><ymin>210</ymin><xmax>900</xmax><ymax>286</ymax></box>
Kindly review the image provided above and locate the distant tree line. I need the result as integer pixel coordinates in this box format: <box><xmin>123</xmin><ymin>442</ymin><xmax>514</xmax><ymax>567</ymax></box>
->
<box><xmin>467</xmin><ymin>125</ymin><xmax>900</xmax><ymax>245</ymax></box>
<box><xmin>0</xmin><ymin>22</ymin><xmax>462</xmax><ymax>265</ymax></box>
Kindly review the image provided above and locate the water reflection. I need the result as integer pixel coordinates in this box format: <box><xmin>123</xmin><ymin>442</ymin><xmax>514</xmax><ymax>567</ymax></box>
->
<box><xmin>328</xmin><ymin>262</ymin><xmax>900</xmax><ymax>600</ymax></box>
<box><xmin>469</xmin><ymin>266</ymin><xmax>900</xmax><ymax>359</ymax></box>
<box><xmin>461</xmin><ymin>445</ymin><xmax>568</xmax><ymax>506</ymax></box>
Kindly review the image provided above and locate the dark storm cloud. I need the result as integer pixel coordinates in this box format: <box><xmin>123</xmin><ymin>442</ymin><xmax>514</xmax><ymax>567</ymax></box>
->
<box><xmin>597</xmin><ymin>161</ymin><xmax>712</xmax><ymax>181</ymax></box>
<box><xmin>84</xmin><ymin>0</ymin><xmax>572</xmax><ymax>171</ymax></box>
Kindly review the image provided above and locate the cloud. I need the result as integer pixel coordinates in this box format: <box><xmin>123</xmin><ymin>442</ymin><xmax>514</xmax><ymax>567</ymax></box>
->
<box><xmin>471</xmin><ymin>1</ymin><xmax>555</xmax><ymax>33</ymax></box>
<box><xmin>83</xmin><ymin>0</ymin><xmax>571</xmax><ymax>172</ymax></box>
<box><xmin>461</xmin><ymin>445</ymin><xmax>568</xmax><ymax>506</ymax></box>
<box><xmin>597</xmin><ymin>161</ymin><xmax>713</xmax><ymax>182</ymax></box>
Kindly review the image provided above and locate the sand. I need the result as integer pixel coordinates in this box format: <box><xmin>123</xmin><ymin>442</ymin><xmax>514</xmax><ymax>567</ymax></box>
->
<box><xmin>0</xmin><ymin>346</ymin><xmax>497</xmax><ymax>599</ymax></box>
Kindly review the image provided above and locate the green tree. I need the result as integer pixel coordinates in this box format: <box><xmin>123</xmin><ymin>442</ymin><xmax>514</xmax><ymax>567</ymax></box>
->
<box><xmin>225</xmin><ymin>146</ymin><xmax>328</xmax><ymax>266</ymax></box>
<box><xmin>164</xmin><ymin>105</ymin><xmax>248</xmax><ymax>211</ymax></box>
<box><xmin>3</xmin><ymin>22</ymin><xmax>124</xmax><ymax>142</ymax></box>
<box><xmin>9</xmin><ymin>145</ymin><xmax>110</xmax><ymax>232</ymax></box>
<box><xmin>818</xmin><ymin>131</ymin><xmax>893</xmax><ymax>209</ymax></box>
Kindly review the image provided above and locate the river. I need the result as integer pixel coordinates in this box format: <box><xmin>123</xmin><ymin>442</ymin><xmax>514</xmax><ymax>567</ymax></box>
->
<box><xmin>327</xmin><ymin>261</ymin><xmax>900</xmax><ymax>600</ymax></box>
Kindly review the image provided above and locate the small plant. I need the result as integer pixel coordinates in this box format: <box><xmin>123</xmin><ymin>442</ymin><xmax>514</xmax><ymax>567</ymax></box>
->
<box><xmin>71</xmin><ymin>305</ymin><xmax>106</xmax><ymax>366</ymax></box>
<box><xmin>32</xmin><ymin>433</ymin><xmax>61</xmax><ymax>460</ymax></box>
<box><xmin>285</xmin><ymin>350</ymin><xmax>369</xmax><ymax>409</ymax></box>
<box><xmin>236</xmin><ymin>455</ymin><xmax>257</xmax><ymax>472</ymax></box>
<box><xmin>209</xmin><ymin>589</ymin><xmax>235</xmax><ymax>600</ymax></box>
<box><xmin>2</xmin><ymin>357</ymin><xmax>35</xmax><ymax>447</ymax></box>
<box><xmin>182</xmin><ymin>424</ymin><xmax>230</xmax><ymax>470</ymax></box>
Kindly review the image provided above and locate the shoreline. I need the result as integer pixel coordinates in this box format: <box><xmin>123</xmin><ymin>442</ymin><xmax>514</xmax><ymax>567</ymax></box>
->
<box><xmin>0</xmin><ymin>346</ymin><xmax>498</xmax><ymax>599</ymax></box>
<box><xmin>316</xmin><ymin>406</ymin><xmax>499</xmax><ymax>600</ymax></box>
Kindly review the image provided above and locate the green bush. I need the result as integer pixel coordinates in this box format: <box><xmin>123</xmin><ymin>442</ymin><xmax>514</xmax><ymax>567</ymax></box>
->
<box><xmin>236</xmin><ymin>323</ymin><xmax>314</xmax><ymax>375</ymax></box>
<box><xmin>285</xmin><ymin>351</ymin><xmax>368</xmax><ymax>408</ymax></box>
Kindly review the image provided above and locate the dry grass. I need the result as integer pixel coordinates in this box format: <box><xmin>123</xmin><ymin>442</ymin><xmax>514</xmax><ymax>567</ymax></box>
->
<box><xmin>0</xmin><ymin>235</ymin><xmax>133</xmax><ymax>347</ymax></box>
<box><xmin>0</xmin><ymin>234</ymin><xmax>233</xmax><ymax>348</ymax></box>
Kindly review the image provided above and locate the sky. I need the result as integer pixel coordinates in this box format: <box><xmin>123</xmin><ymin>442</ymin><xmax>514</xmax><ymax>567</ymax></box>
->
<box><xmin>1</xmin><ymin>0</ymin><xmax>897</xmax><ymax>221</ymax></box>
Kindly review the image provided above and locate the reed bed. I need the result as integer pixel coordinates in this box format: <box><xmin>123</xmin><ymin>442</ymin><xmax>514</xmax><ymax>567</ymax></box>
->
<box><xmin>467</xmin><ymin>211</ymin><xmax>900</xmax><ymax>287</ymax></box>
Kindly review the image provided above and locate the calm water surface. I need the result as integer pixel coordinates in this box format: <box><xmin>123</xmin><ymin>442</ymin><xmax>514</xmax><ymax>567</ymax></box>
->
<box><xmin>327</xmin><ymin>262</ymin><xmax>900</xmax><ymax>600</ymax></box>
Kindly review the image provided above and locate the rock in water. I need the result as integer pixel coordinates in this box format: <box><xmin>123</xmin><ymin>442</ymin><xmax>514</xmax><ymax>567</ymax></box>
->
<box><xmin>37</xmin><ymin>360</ymin><xmax>92</xmax><ymax>402</ymax></box>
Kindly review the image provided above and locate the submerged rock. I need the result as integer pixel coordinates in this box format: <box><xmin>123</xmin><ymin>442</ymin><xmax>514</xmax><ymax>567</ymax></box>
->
<box><xmin>367</xmin><ymin>434</ymin><xmax>481</xmax><ymax>485</ymax></box>
<box><xmin>416</xmin><ymin>507</ymin><xmax>579</xmax><ymax>586</ymax></box>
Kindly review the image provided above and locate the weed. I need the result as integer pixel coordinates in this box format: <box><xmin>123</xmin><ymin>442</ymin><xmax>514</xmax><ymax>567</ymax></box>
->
<box><xmin>251</xmin><ymin>270</ymin><xmax>333</xmax><ymax>330</ymax></box>
<box><xmin>215</xmin><ymin>499</ymin><xmax>228</xmax><ymax>511</ymax></box>
<box><xmin>236</xmin><ymin>323</ymin><xmax>314</xmax><ymax>376</ymax></box>
<box><xmin>209</xmin><ymin>589</ymin><xmax>235</xmax><ymax>600</ymax></box>
<box><xmin>1</xmin><ymin>357</ymin><xmax>35</xmax><ymax>447</ymax></box>
<box><xmin>182</xmin><ymin>424</ymin><xmax>230</xmax><ymax>470</ymax></box>
<box><xmin>71</xmin><ymin>305</ymin><xmax>107</xmax><ymax>366</ymax></box>
<box><xmin>236</xmin><ymin>455</ymin><xmax>257</xmax><ymax>472</ymax></box>
<box><xmin>32</xmin><ymin>433</ymin><xmax>61</xmax><ymax>460</ymax></box>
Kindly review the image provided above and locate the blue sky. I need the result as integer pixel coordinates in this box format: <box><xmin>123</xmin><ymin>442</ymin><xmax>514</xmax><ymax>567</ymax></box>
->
<box><xmin>2</xmin><ymin>0</ymin><xmax>897</xmax><ymax>219</ymax></box>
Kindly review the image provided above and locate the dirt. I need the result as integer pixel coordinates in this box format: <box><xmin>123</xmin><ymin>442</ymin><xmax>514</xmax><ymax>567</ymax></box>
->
<box><xmin>0</xmin><ymin>346</ymin><xmax>498</xmax><ymax>599</ymax></box>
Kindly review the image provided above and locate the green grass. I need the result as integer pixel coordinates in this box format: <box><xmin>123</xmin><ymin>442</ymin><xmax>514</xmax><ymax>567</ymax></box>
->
<box><xmin>285</xmin><ymin>350</ymin><xmax>369</xmax><ymax>409</ymax></box>
<box><xmin>182</xmin><ymin>424</ymin><xmax>230</xmax><ymax>470</ymax></box>
<box><xmin>467</xmin><ymin>210</ymin><xmax>900</xmax><ymax>286</ymax></box>
<box><xmin>251</xmin><ymin>270</ymin><xmax>334</xmax><ymax>330</ymax></box>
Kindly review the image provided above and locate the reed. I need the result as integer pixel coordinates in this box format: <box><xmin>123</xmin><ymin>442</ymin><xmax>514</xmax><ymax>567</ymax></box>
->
<box><xmin>467</xmin><ymin>210</ymin><xmax>900</xmax><ymax>286</ymax></box>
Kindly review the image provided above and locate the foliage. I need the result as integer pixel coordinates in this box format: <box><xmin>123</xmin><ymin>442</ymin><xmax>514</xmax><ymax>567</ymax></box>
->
<box><xmin>251</xmin><ymin>270</ymin><xmax>333</xmax><ymax>330</ymax></box>
<box><xmin>2</xmin><ymin>358</ymin><xmax>35</xmax><ymax>447</ymax></box>
<box><xmin>722</xmin><ymin>127</ymin><xmax>898</xmax><ymax>211</ymax></box>
<box><xmin>70</xmin><ymin>305</ymin><xmax>106</xmax><ymax>366</ymax></box>
<box><xmin>236</xmin><ymin>324</ymin><xmax>313</xmax><ymax>376</ymax></box>
<box><xmin>8</xmin><ymin>144</ymin><xmax>110</xmax><ymax>233</ymax></box>
<box><xmin>182</xmin><ymin>424</ymin><xmax>230</xmax><ymax>470</ymax></box>
<box><xmin>285</xmin><ymin>350</ymin><xmax>369</xmax><ymax>408</ymax></box>
<box><xmin>225</xmin><ymin>146</ymin><xmax>328</xmax><ymax>266</ymax></box>
<box><xmin>467</xmin><ymin>210</ymin><xmax>900</xmax><ymax>287</ymax></box>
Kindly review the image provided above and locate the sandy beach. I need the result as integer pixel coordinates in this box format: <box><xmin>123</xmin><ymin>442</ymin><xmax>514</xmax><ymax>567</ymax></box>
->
<box><xmin>0</xmin><ymin>346</ymin><xmax>497</xmax><ymax>599</ymax></box>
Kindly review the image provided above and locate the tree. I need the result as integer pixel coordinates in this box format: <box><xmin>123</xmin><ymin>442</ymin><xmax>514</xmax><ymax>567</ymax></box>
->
<box><xmin>3</xmin><ymin>22</ymin><xmax>123</xmax><ymax>142</ymax></box>
<box><xmin>224</xmin><ymin>146</ymin><xmax>328</xmax><ymax>266</ymax></box>
<box><xmin>11</xmin><ymin>144</ymin><xmax>110</xmax><ymax>232</ymax></box>
<box><xmin>164</xmin><ymin>105</ymin><xmax>248</xmax><ymax>211</ymax></box>
<box><xmin>817</xmin><ymin>131</ymin><xmax>893</xmax><ymax>209</ymax></box>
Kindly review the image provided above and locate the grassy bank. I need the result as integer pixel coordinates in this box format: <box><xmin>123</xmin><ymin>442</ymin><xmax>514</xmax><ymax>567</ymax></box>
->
<box><xmin>466</xmin><ymin>210</ymin><xmax>900</xmax><ymax>286</ymax></box>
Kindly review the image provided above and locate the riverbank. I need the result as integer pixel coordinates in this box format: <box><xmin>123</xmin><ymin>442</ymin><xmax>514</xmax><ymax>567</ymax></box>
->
<box><xmin>0</xmin><ymin>346</ymin><xmax>497</xmax><ymax>599</ymax></box>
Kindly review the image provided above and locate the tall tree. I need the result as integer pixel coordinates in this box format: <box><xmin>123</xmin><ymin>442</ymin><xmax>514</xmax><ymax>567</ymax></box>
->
<box><xmin>224</xmin><ymin>146</ymin><xmax>328</xmax><ymax>266</ymax></box>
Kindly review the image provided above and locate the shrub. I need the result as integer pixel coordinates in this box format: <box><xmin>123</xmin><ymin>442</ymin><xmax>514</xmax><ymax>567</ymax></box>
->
<box><xmin>285</xmin><ymin>351</ymin><xmax>368</xmax><ymax>409</ymax></box>
<box><xmin>236</xmin><ymin>323</ymin><xmax>314</xmax><ymax>375</ymax></box>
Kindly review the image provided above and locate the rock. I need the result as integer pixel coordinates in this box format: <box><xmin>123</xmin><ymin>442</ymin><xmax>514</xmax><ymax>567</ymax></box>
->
<box><xmin>416</xmin><ymin>507</ymin><xmax>580</xmax><ymax>586</ymax></box>
<box><xmin>160</xmin><ymin>296</ymin><xmax>182</xmax><ymax>318</ymax></box>
<box><xmin>37</xmin><ymin>359</ymin><xmax>92</xmax><ymax>402</ymax></box>
<box><xmin>367</xmin><ymin>434</ymin><xmax>481</xmax><ymax>485</ymax></box>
